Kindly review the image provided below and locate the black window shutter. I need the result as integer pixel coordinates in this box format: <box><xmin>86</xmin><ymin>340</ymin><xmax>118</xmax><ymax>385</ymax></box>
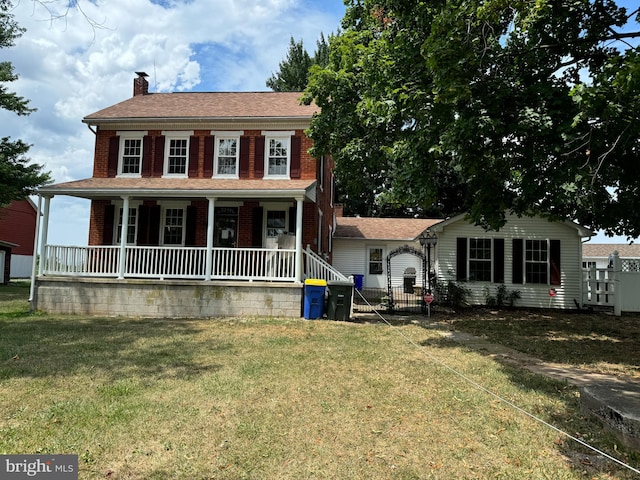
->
<box><xmin>188</xmin><ymin>136</ymin><xmax>199</xmax><ymax>178</ymax></box>
<box><xmin>137</xmin><ymin>205</ymin><xmax>149</xmax><ymax>245</ymax></box>
<box><xmin>290</xmin><ymin>136</ymin><xmax>301</xmax><ymax>178</ymax></box>
<box><xmin>239</xmin><ymin>136</ymin><xmax>250</xmax><ymax>178</ymax></box>
<box><xmin>550</xmin><ymin>239</ymin><xmax>561</xmax><ymax>286</ymax></box>
<box><xmin>254</xmin><ymin>136</ymin><xmax>265</xmax><ymax>178</ymax></box>
<box><xmin>288</xmin><ymin>205</ymin><xmax>296</xmax><ymax>233</ymax></box>
<box><xmin>148</xmin><ymin>205</ymin><xmax>161</xmax><ymax>246</ymax></box>
<box><xmin>154</xmin><ymin>136</ymin><xmax>165</xmax><ymax>176</ymax></box>
<box><xmin>252</xmin><ymin>207</ymin><xmax>264</xmax><ymax>247</ymax></box>
<box><xmin>107</xmin><ymin>136</ymin><xmax>119</xmax><ymax>177</ymax></box>
<box><xmin>203</xmin><ymin>136</ymin><xmax>214</xmax><ymax>177</ymax></box>
<box><xmin>185</xmin><ymin>206</ymin><xmax>197</xmax><ymax>246</ymax></box>
<box><xmin>142</xmin><ymin>135</ymin><xmax>153</xmax><ymax>177</ymax></box>
<box><xmin>103</xmin><ymin>204</ymin><xmax>115</xmax><ymax>245</ymax></box>
<box><xmin>493</xmin><ymin>238</ymin><xmax>504</xmax><ymax>283</ymax></box>
<box><xmin>512</xmin><ymin>239</ymin><xmax>524</xmax><ymax>284</ymax></box>
<box><xmin>456</xmin><ymin>237</ymin><xmax>467</xmax><ymax>281</ymax></box>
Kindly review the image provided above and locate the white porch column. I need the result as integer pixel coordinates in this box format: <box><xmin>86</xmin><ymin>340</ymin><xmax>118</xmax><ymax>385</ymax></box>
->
<box><xmin>29</xmin><ymin>195</ymin><xmax>43</xmax><ymax>302</ymax></box>
<box><xmin>295</xmin><ymin>197</ymin><xmax>304</xmax><ymax>282</ymax></box>
<box><xmin>205</xmin><ymin>197</ymin><xmax>216</xmax><ymax>281</ymax></box>
<box><xmin>37</xmin><ymin>195</ymin><xmax>51</xmax><ymax>276</ymax></box>
<box><xmin>118</xmin><ymin>196</ymin><xmax>130</xmax><ymax>279</ymax></box>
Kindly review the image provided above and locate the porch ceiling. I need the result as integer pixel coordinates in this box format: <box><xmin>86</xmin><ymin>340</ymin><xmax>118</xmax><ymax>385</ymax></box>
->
<box><xmin>37</xmin><ymin>177</ymin><xmax>317</xmax><ymax>202</ymax></box>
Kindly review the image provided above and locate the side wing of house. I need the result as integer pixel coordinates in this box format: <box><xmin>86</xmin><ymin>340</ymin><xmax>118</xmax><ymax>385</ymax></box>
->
<box><xmin>333</xmin><ymin>238</ymin><xmax>425</xmax><ymax>289</ymax></box>
<box><xmin>433</xmin><ymin>214</ymin><xmax>590</xmax><ymax>309</ymax></box>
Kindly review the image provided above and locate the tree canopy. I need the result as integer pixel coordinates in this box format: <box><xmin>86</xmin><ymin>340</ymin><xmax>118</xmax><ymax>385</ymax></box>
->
<box><xmin>0</xmin><ymin>0</ymin><xmax>50</xmax><ymax>207</ymax></box>
<box><xmin>266</xmin><ymin>33</ymin><xmax>331</xmax><ymax>92</ymax></box>
<box><xmin>303</xmin><ymin>0</ymin><xmax>640</xmax><ymax>237</ymax></box>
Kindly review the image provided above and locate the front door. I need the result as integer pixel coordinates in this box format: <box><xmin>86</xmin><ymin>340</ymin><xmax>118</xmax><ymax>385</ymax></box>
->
<box><xmin>214</xmin><ymin>207</ymin><xmax>238</xmax><ymax>247</ymax></box>
<box><xmin>264</xmin><ymin>209</ymin><xmax>288</xmax><ymax>249</ymax></box>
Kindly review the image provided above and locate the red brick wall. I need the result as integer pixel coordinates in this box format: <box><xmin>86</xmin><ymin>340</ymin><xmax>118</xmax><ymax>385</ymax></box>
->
<box><xmin>0</xmin><ymin>200</ymin><xmax>37</xmax><ymax>255</ymax></box>
<box><xmin>90</xmin><ymin>126</ymin><xmax>335</xmax><ymax>255</ymax></box>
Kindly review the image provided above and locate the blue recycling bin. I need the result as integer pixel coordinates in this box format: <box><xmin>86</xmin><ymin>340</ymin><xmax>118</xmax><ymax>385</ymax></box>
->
<box><xmin>303</xmin><ymin>279</ymin><xmax>327</xmax><ymax>319</ymax></box>
<box><xmin>353</xmin><ymin>274</ymin><xmax>364</xmax><ymax>291</ymax></box>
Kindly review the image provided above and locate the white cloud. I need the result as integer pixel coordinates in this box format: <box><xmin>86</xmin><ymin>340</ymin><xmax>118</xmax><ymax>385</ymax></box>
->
<box><xmin>4</xmin><ymin>0</ymin><xmax>344</xmax><ymax>245</ymax></box>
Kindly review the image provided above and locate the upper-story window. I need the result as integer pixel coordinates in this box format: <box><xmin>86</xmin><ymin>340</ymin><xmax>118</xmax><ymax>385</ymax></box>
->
<box><xmin>163</xmin><ymin>132</ymin><xmax>192</xmax><ymax>177</ymax></box>
<box><xmin>263</xmin><ymin>131</ymin><xmax>293</xmax><ymax>178</ymax></box>
<box><xmin>214</xmin><ymin>134</ymin><xmax>240</xmax><ymax>177</ymax></box>
<box><xmin>118</xmin><ymin>133</ymin><xmax>144</xmax><ymax>177</ymax></box>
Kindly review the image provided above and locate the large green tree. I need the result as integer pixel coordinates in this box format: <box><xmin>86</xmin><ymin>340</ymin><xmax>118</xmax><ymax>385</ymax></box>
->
<box><xmin>266</xmin><ymin>33</ymin><xmax>333</xmax><ymax>92</ymax></box>
<box><xmin>0</xmin><ymin>0</ymin><xmax>50</xmax><ymax>207</ymax></box>
<box><xmin>304</xmin><ymin>0</ymin><xmax>640</xmax><ymax>236</ymax></box>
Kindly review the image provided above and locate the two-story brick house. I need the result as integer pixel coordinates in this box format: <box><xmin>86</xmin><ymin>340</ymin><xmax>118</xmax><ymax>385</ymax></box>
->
<box><xmin>31</xmin><ymin>73</ymin><xmax>345</xmax><ymax>317</ymax></box>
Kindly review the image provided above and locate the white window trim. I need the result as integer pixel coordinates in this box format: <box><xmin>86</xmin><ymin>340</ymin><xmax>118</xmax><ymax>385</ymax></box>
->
<box><xmin>212</xmin><ymin>133</ymin><xmax>241</xmax><ymax>179</ymax></box>
<box><xmin>112</xmin><ymin>200</ymin><xmax>142</xmax><ymax>245</ymax></box>
<box><xmin>262</xmin><ymin>130</ymin><xmax>294</xmax><ymax>179</ymax></box>
<box><xmin>162</xmin><ymin>131</ymin><xmax>193</xmax><ymax>178</ymax></box>
<box><xmin>468</xmin><ymin>237</ymin><xmax>493</xmax><ymax>282</ymax></box>
<box><xmin>159</xmin><ymin>201</ymin><xmax>189</xmax><ymax>246</ymax></box>
<box><xmin>524</xmin><ymin>238</ymin><xmax>550</xmax><ymax>285</ymax></box>
<box><xmin>116</xmin><ymin>132</ymin><xmax>146</xmax><ymax>178</ymax></box>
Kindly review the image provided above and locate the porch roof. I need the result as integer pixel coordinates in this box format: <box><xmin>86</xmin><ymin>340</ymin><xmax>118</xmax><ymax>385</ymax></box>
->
<box><xmin>37</xmin><ymin>177</ymin><xmax>317</xmax><ymax>201</ymax></box>
<box><xmin>334</xmin><ymin>217</ymin><xmax>443</xmax><ymax>241</ymax></box>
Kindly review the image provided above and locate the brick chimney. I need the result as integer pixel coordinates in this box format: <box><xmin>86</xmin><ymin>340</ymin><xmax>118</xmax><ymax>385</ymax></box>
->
<box><xmin>133</xmin><ymin>71</ymin><xmax>149</xmax><ymax>96</ymax></box>
<box><xmin>334</xmin><ymin>204</ymin><xmax>344</xmax><ymax>217</ymax></box>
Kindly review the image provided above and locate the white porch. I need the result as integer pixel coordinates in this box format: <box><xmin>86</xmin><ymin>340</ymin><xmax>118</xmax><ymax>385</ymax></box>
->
<box><xmin>38</xmin><ymin>244</ymin><xmax>347</xmax><ymax>283</ymax></box>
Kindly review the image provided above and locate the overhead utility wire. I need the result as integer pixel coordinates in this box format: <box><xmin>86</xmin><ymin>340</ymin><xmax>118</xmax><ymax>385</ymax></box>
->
<box><xmin>354</xmin><ymin>290</ymin><xmax>640</xmax><ymax>476</ymax></box>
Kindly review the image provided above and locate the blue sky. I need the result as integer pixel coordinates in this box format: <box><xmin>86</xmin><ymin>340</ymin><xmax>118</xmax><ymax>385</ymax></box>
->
<box><xmin>2</xmin><ymin>0</ymin><xmax>346</xmax><ymax>245</ymax></box>
<box><xmin>2</xmin><ymin>0</ymin><xmax>638</xmax><ymax>245</ymax></box>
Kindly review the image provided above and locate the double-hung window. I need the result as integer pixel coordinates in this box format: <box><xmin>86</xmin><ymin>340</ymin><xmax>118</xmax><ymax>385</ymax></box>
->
<box><xmin>215</xmin><ymin>136</ymin><xmax>240</xmax><ymax>177</ymax></box>
<box><xmin>115</xmin><ymin>207</ymin><xmax>138</xmax><ymax>245</ymax></box>
<box><xmin>162</xmin><ymin>207</ymin><xmax>186</xmax><ymax>245</ymax></box>
<box><xmin>368</xmin><ymin>247</ymin><xmax>384</xmax><ymax>275</ymax></box>
<box><xmin>525</xmin><ymin>239</ymin><xmax>548</xmax><ymax>284</ymax></box>
<box><xmin>118</xmin><ymin>134</ymin><xmax>144</xmax><ymax>177</ymax></box>
<box><xmin>163</xmin><ymin>132</ymin><xmax>191</xmax><ymax>176</ymax></box>
<box><xmin>263</xmin><ymin>131</ymin><xmax>293</xmax><ymax>178</ymax></box>
<box><xmin>469</xmin><ymin>238</ymin><xmax>492</xmax><ymax>281</ymax></box>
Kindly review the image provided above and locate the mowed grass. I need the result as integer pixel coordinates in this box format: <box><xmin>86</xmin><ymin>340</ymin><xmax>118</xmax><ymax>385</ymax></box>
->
<box><xmin>447</xmin><ymin>308</ymin><xmax>640</xmax><ymax>379</ymax></box>
<box><xmin>0</xmin><ymin>283</ymin><xmax>637</xmax><ymax>479</ymax></box>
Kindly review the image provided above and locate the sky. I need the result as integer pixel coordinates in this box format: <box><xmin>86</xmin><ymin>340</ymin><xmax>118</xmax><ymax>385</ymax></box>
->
<box><xmin>2</xmin><ymin>0</ymin><xmax>346</xmax><ymax>246</ymax></box>
<box><xmin>2</xmin><ymin>0</ymin><xmax>638</xmax><ymax>246</ymax></box>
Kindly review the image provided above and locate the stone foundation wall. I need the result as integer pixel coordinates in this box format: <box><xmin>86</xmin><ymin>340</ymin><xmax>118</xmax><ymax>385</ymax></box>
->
<box><xmin>33</xmin><ymin>277</ymin><xmax>304</xmax><ymax>318</ymax></box>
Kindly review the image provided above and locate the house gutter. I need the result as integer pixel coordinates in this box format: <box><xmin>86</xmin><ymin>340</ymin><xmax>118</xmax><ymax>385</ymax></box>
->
<box><xmin>81</xmin><ymin>116</ymin><xmax>313</xmax><ymax>126</ymax></box>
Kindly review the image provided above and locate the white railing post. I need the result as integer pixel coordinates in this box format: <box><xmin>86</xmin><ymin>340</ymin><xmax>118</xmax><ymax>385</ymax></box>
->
<box><xmin>612</xmin><ymin>250</ymin><xmax>622</xmax><ymax>316</ymax></box>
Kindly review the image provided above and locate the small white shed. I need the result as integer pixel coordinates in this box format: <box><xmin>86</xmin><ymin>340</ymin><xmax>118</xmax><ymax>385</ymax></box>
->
<box><xmin>430</xmin><ymin>213</ymin><xmax>593</xmax><ymax>309</ymax></box>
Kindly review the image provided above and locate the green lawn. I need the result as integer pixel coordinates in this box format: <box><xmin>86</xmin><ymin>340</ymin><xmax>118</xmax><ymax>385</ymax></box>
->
<box><xmin>0</xmin><ymin>282</ymin><xmax>637</xmax><ymax>479</ymax></box>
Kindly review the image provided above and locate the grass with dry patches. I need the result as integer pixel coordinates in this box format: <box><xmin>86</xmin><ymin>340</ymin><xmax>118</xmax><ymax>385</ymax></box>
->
<box><xmin>446</xmin><ymin>308</ymin><xmax>640</xmax><ymax>379</ymax></box>
<box><xmin>0</xmin><ymin>282</ymin><xmax>637</xmax><ymax>479</ymax></box>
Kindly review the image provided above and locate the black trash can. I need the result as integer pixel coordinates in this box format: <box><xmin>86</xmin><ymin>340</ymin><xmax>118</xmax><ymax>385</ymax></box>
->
<box><xmin>326</xmin><ymin>281</ymin><xmax>354</xmax><ymax>321</ymax></box>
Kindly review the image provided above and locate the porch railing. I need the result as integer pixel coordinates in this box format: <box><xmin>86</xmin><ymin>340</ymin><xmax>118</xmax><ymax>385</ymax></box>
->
<box><xmin>43</xmin><ymin>245</ymin><xmax>297</xmax><ymax>282</ymax></box>
<box><xmin>303</xmin><ymin>246</ymin><xmax>349</xmax><ymax>282</ymax></box>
